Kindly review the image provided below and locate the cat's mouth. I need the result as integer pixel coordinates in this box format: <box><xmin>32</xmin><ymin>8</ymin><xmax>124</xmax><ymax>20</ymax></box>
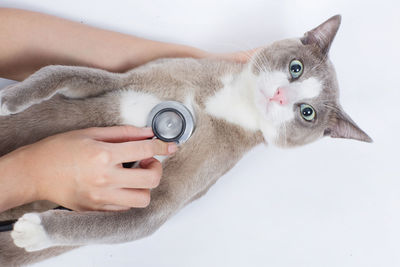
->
<box><xmin>259</xmin><ymin>89</ymin><xmax>274</xmax><ymax>112</ymax></box>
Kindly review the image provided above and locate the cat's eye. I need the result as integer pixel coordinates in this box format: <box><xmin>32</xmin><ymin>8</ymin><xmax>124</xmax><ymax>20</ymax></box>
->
<box><xmin>289</xmin><ymin>59</ymin><xmax>303</xmax><ymax>79</ymax></box>
<box><xmin>300</xmin><ymin>104</ymin><xmax>316</xmax><ymax>121</ymax></box>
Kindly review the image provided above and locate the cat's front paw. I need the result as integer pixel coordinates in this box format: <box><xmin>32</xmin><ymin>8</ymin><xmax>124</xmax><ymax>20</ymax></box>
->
<box><xmin>0</xmin><ymin>89</ymin><xmax>12</xmax><ymax>116</ymax></box>
<box><xmin>11</xmin><ymin>213</ymin><xmax>53</xmax><ymax>252</ymax></box>
<box><xmin>0</xmin><ymin>83</ymin><xmax>36</xmax><ymax>116</ymax></box>
<box><xmin>0</xmin><ymin>85</ymin><xmax>21</xmax><ymax>116</ymax></box>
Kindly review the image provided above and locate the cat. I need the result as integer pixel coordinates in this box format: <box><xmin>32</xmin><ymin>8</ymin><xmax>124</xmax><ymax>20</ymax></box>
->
<box><xmin>0</xmin><ymin>15</ymin><xmax>372</xmax><ymax>266</ymax></box>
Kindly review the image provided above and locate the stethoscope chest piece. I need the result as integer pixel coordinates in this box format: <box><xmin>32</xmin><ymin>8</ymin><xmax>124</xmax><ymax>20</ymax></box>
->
<box><xmin>147</xmin><ymin>101</ymin><xmax>195</xmax><ymax>144</ymax></box>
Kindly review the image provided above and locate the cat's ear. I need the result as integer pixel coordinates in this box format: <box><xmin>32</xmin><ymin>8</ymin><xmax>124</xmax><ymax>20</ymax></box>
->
<box><xmin>301</xmin><ymin>15</ymin><xmax>341</xmax><ymax>55</ymax></box>
<box><xmin>324</xmin><ymin>109</ymin><xmax>373</xmax><ymax>143</ymax></box>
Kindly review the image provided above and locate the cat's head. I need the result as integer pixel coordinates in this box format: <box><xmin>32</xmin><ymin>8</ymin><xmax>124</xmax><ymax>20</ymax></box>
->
<box><xmin>251</xmin><ymin>15</ymin><xmax>372</xmax><ymax>147</ymax></box>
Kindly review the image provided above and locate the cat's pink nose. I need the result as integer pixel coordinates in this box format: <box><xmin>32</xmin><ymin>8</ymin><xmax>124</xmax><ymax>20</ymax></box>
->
<box><xmin>269</xmin><ymin>88</ymin><xmax>287</xmax><ymax>105</ymax></box>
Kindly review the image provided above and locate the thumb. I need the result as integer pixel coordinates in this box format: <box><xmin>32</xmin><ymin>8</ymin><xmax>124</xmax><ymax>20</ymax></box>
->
<box><xmin>84</xmin><ymin>126</ymin><xmax>154</xmax><ymax>143</ymax></box>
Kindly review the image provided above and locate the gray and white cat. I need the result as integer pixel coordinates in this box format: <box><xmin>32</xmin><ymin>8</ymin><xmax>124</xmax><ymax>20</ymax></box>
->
<box><xmin>0</xmin><ymin>15</ymin><xmax>371</xmax><ymax>266</ymax></box>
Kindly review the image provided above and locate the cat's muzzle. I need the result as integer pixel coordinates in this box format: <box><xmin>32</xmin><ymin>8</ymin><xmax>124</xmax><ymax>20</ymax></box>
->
<box><xmin>147</xmin><ymin>101</ymin><xmax>195</xmax><ymax>144</ymax></box>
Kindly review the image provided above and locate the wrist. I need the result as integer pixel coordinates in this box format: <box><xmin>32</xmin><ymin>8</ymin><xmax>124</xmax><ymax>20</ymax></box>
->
<box><xmin>0</xmin><ymin>146</ymin><xmax>40</xmax><ymax>211</ymax></box>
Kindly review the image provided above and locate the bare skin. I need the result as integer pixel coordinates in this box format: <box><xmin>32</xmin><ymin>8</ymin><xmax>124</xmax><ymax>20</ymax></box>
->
<box><xmin>0</xmin><ymin>8</ymin><xmax>256</xmax><ymax>213</ymax></box>
<box><xmin>0</xmin><ymin>8</ymin><xmax>255</xmax><ymax>81</ymax></box>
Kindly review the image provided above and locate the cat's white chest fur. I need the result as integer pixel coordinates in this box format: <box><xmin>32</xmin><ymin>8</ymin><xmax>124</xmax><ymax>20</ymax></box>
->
<box><xmin>118</xmin><ymin>90</ymin><xmax>161</xmax><ymax>127</ymax></box>
<box><xmin>205</xmin><ymin>68</ymin><xmax>262</xmax><ymax>131</ymax></box>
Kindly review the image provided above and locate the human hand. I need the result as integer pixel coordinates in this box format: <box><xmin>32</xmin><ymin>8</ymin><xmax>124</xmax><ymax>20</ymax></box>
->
<box><xmin>7</xmin><ymin>126</ymin><xmax>177</xmax><ymax>211</ymax></box>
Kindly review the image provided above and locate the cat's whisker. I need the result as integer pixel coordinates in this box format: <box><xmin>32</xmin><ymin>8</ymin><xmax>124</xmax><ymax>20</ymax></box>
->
<box><xmin>260</xmin><ymin>53</ymin><xmax>273</xmax><ymax>73</ymax></box>
<box><xmin>280</xmin><ymin>121</ymin><xmax>287</xmax><ymax>147</ymax></box>
<box><xmin>248</xmin><ymin>53</ymin><xmax>265</xmax><ymax>74</ymax></box>
<box><xmin>249</xmin><ymin>58</ymin><xmax>263</xmax><ymax>74</ymax></box>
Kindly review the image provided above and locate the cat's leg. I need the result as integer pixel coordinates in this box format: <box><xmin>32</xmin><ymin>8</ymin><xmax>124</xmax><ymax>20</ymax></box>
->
<box><xmin>0</xmin><ymin>230</ymin><xmax>78</xmax><ymax>267</ymax></box>
<box><xmin>10</xmin><ymin>153</ymin><xmax>216</xmax><ymax>251</ymax></box>
<box><xmin>0</xmin><ymin>65</ymin><xmax>126</xmax><ymax>115</ymax></box>
<box><xmin>11</xmin><ymin>183</ymin><xmax>184</xmax><ymax>251</ymax></box>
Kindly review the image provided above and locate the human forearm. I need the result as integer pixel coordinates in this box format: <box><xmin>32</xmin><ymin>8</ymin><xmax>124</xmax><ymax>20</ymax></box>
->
<box><xmin>0</xmin><ymin>8</ymin><xmax>209</xmax><ymax>81</ymax></box>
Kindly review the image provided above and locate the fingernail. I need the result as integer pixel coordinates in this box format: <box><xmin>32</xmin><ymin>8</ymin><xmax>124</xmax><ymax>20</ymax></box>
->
<box><xmin>168</xmin><ymin>143</ymin><xmax>178</xmax><ymax>153</ymax></box>
<box><xmin>139</xmin><ymin>158</ymin><xmax>154</xmax><ymax>167</ymax></box>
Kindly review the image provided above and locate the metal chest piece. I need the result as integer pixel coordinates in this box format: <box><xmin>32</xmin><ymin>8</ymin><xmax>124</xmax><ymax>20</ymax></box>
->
<box><xmin>147</xmin><ymin>101</ymin><xmax>195</xmax><ymax>144</ymax></box>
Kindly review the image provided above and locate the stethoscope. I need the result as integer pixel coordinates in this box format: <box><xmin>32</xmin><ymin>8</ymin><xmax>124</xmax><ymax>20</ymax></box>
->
<box><xmin>0</xmin><ymin>101</ymin><xmax>196</xmax><ymax>232</ymax></box>
<box><xmin>147</xmin><ymin>101</ymin><xmax>195</xmax><ymax>144</ymax></box>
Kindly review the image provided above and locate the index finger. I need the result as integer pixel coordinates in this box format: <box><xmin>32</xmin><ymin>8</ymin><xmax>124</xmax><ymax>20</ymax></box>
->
<box><xmin>84</xmin><ymin>126</ymin><xmax>154</xmax><ymax>143</ymax></box>
<box><xmin>108</xmin><ymin>139</ymin><xmax>177</xmax><ymax>163</ymax></box>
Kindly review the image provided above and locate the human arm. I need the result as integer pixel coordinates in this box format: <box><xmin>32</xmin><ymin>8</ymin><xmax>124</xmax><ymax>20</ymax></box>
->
<box><xmin>0</xmin><ymin>8</ymin><xmax>255</xmax><ymax>81</ymax></box>
<box><xmin>0</xmin><ymin>126</ymin><xmax>177</xmax><ymax>212</ymax></box>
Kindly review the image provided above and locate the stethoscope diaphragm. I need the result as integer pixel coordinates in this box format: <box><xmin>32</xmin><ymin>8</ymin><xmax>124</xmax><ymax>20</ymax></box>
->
<box><xmin>147</xmin><ymin>101</ymin><xmax>195</xmax><ymax>144</ymax></box>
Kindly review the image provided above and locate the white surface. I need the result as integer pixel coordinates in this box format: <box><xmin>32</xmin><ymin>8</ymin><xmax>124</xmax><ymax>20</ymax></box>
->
<box><xmin>1</xmin><ymin>0</ymin><xmax>399</xmax><ymax>266</ymax></box>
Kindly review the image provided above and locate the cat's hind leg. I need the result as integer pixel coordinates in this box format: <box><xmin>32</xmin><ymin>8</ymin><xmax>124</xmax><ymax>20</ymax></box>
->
<box><xmin>0</xmin><ymin>65</ymin><xmax>126</xmax><ymax>115</ymax></box>
<box><xmin>10</xmin><ymin>186</ymin><xmax>179</xmax><ymax>251</ymax></box>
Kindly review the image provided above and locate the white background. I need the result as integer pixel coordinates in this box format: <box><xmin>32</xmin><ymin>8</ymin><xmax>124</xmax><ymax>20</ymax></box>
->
<box><xmin>1</xmin><ymin>1</ymin><xmax>399</xmax><ymax>266</ymax></box>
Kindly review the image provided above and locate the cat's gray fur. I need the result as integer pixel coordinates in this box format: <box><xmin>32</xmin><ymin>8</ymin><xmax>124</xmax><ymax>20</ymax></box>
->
<box><xmin>0</xmin><ymin>15</ymin><xmax>371</xmax><ymax>266</ymax></box>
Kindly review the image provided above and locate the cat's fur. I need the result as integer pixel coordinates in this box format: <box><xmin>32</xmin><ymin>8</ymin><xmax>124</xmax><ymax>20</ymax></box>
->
<box><xmin>0</xmin><ymin>15</ymin><xmax>371</xmax><ymax>266</ymax></box>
